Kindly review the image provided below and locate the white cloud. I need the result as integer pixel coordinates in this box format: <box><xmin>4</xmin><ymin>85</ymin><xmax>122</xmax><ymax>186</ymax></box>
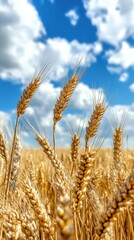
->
<box><xmin>0</xmin><ymin>0</ymin><xmax>46</xmax><ymax>84</ymax></box>
<box><xmin>129</xmin><ymin>83</ymin><xmax>134</xmax><ymax>92</ymax></box>
<box><xmin>0</xmin><ymin>111</ymin><xmax>10</xmax><ymax>128</ymax></box>
<box><xmin>119</xmin><ymin>72</ymin><xmax>129</xmax><ymax>82</ymax></box>
<box><xmin>0</xmin><ymin>1</ymin><xmax>103</xmax><ymax>85</ymax></box>
<box><xmin>83</xmin><ymin>0</ymin><xmax>134</xmax><ymax>46</ymax></box>
<box><xmin>107</xmin><ymin>66</ymin><xmax>122</xmax><ymax>74</ymax></box>
<box><xmin>43</xmin><ymin>38</ymin><xmax>103</xmax><ymax>81</ymax></box>
<box><xmin>65</xmin><ymin>9</ymin><xmax>79</xmax><ymax>26</ymax></box>
<box><xmin>69</xmin><ymin>83</ymin><xmax>105</xmax><ymax>110</ymax></box>
<box><xmin>106</xmin><ymin>42</ymin><xmax>134</xmax><ymax>69</ymax></box>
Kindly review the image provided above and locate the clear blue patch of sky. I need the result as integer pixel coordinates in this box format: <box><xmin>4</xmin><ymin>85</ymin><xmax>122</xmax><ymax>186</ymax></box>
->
<box><xmin>0</xmin><ymin>80</ymin><xmax>22</xmax><ymax>111</ymax></box>
<box><xmin>33</xmin><ymin>0</ymin><xmax>97</xmax><ymax>43</ymax></box>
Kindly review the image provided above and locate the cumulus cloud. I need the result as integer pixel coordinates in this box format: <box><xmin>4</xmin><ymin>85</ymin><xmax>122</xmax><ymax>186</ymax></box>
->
<box><xmin>65</xmin><ymin>9</ymin><xmax>79</xmax><ymax>26</ymax></box>
<box><xmin>129</xmin><ymin>83</ymin><xmax>134</xmax><ymax>92</ymax></box>
<box><xmin>106</xmin><ymin>42</ymin><xmax>134</xmax><ymax>69</ymax></box>
<box><xmin>0</xmin><ymin>0</ymin><xmax>103</xmax><ymax>85</ymax></box>
<box><xmin>0</xmin><ymin>0</ymin><xmax>46</xmax><ymax>84</ymax></box>
<box><xmin>41</xmin><ymin>38</ymin><xmax>102</xmax><ymax>82</ymax></box>
<box><xmin>119</xmin><ymin>72</ymin><xmax>129</xmax><ymax>82</ymax></box>
<box><xmin>69</xmin><ymin>83</ymin><xmax>105</xmax><ymax>110</ymax></box>
<box><xmin>107</xmin><ymin>66</ymin><xmax>122</xmax><ymax>74</ymax></box>
<box><xmin>0</xmin><ymin>0</ymin><xmax>102</xmax><ymax>84</ymax></box>
<box><xmin>0</xmin><ymin>111</ymin><xmax>10</xmax><ymax>126</ymax></box>
<box><xmin>83</xmin><ymin>0</ymin><xmax>134</xmax><ymax>46</ymax></box>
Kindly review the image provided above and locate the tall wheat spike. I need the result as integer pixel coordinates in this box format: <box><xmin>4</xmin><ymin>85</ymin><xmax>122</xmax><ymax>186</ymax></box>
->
<box><xmin>53</xmin><ymin>61</ymin><xmax>86</xmax><ymax>126</ymax></box>
<box><xmin>5</xmin><ymin>62</ymin><xmax>53</xmax><ymax>200</ymax></box>
<box><xmin>85</xmin><ymin>103</ymin><xmax>106</xmax><ymax>149</ymax></box>
<box><xmin>71</xmin><ymin>133</ymin><xmax>80</xmax><ymax>176</ymax></box>
<box><xmin>113</xmin><ymin>127</ymin><xmax>122</xmax><ymax>164</ymax></box>
<box><xmin>17</xmin><ymin>61</ymin><xmax>53</xmax><ymax>117</ymax></box>
<box><xmin>53</xmin><ymin>59</ymin><xmax>87</xmax><ymax>151</ymax></box>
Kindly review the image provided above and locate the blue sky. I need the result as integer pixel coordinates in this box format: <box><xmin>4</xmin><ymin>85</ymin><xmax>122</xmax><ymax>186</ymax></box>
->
<box><xmin>0</xmin><ymin>0</ymin><xmax>134</xmax><ymax>148</ymax></box>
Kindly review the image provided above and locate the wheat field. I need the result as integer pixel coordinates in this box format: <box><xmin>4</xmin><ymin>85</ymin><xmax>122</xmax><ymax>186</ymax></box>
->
<box><xmin>0</xmin><ymin>60</ymin><xmax>134</xmax><ymax>240</ymax></box>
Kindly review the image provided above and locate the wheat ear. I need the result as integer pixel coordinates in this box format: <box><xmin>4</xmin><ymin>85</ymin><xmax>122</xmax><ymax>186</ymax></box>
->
<box><xmin>113</xmin><ymin>127</ymin><xmax>122</xmax><ymax>164</ymax></box>
<box><xmin>9</xmin><ymin>136</ymin><xmax>22</xmax><ymax>191</ymax></box>
<box><xmin>71</xmin><ymin>133</ymin><xmax>80</xmax><ymax>176</ymax></box>
<box><xmin>20</xmin><ymin>214</ymin><xmax>38</xmax><ymax>240</ymax></box>
<box><xmin>74</xmin><ymin>148</ymin><xmax>96</xmax><ymax>212</ymax></box>
<box><xmin>97</xmin><ymin>170</ymin><xmax>134</xmax><ymax>238</ymax></box>
<box><xmin>17</xmin><ymin>61</ymin><xmax>53</xmax><ymax>117</ymax></box>
<box><xmin>36</xmin><ymin>134</ymin><xmax>68</xmax><ymax>188</ymax></box>
<box><xmin>53</xmin><ymin>64</ymin><xmax>86</xmax><ymax>127</ymax></box>
<box><xmin>53</xmin><ymin>61</ymin><xmax>86</xmax><ymax>151</ymax></box>
<box><xmin>85</xmin><ymin>103</ymin><xmax>106</xmax><ymax>149</ymax></box>
<box><xmin>2</xmin><ymin>211</ymin><xmax>21</xmax><ymax>240</ymax></box>
<box><xmin>0</xmin><ymin>129</ymin><xmax>8</xmax><ymax>165</ymax></box>
<box><xmin>23</xmin><ymin>179</ymin><xmax>54</xmax><ymax>240</ymax></box>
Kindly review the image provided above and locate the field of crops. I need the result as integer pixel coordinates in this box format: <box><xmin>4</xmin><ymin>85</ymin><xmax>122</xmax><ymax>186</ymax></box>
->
<box><xmin>0</xmin><ymin>61</ymin><xmax>134</xmax><ymax>240</ymax></box>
